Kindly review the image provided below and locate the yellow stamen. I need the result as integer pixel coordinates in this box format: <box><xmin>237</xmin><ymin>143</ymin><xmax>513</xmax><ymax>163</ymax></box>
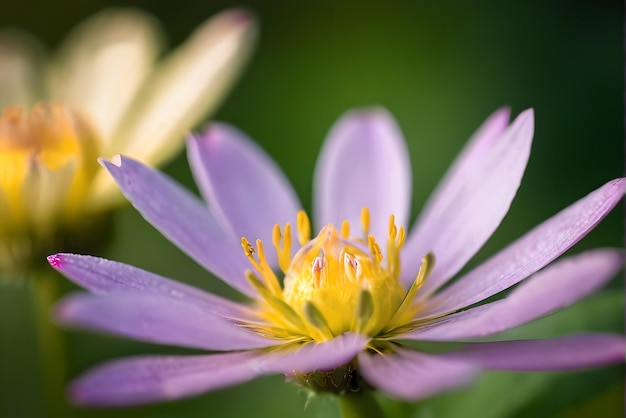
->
<box><xmin>390</xmin><ymin>253</ymin><xmax>435</xmax><ymax>325</ymax></box>
<box><xmin>340</xmin><ymin>220</ymin><xmax>350</xmax><ymax>238</ymax></box>
<box><xmin>241</xmin><ymin>237</ymin><xmax>258</xmax><ymax>265</ymax></box>
<box><xmin>388</xmin><ymin>215</ymin><xmax>397</xmax><ymax>240</ymax></box>
<box><xmin>368</xmin><ymin>235</ymin><xmax>383</xmax><ymax>263</ymax></box>
<box><xmin>238</xmin><ymin>207</ymin><xmax>435</xmax><ymax>345</ymax></box>
<box><xmin>241</xmin><ymin>237</ymin><xmax>282</xmax><ymax>295</ymax></box>
<box><xmin>360</xmin><ymin>207</ymin><xmax>370</xmax><ymax>237</ymax></box>
<box><xmin>397</xmin><ymin>226</ymin><xmax>406</xmax><ymax>248</ymax></box>
<box><xmin>386</xmin><ymin>215</ymin><xmax>405</xmax><ymax>277</ymax></box>
<box><xmin>296</xmin><ymin>210</ymin><xmax>311</xmax><ymax>246</ymax></box>
<box><xmin>255</xmin><ymin>239</ymin><xmax>282</xmax><ymax>295</ymax></box>
<box><xmin>272</xmin><ymin>224</ymin><xmax>292</xmax><ymax>273</ymax></box>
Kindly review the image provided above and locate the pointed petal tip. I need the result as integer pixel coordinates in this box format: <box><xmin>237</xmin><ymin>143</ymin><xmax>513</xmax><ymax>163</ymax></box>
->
<box><xmin>332</xmin><ymin>107</ymin><xmax>403</xmax><ymax>148</ymax></box>
<box><xmin>88</xmin><ymin>7</ymin><xmax>155</xmax><ymax>22</ymax></box>
<box><xmin>494</xmin><ymin>105</ymin><xmax>512</xmax><ymax>117</ymax></box>
<box><xmin>342</xmin><ymin>106</ymin><xmax>393</xmax><ymax>124</ymax></box>
<box><xmin>610</xmin><ymin>177</ymin><xmax>626</xmax><ymax>190</ymax></box>
<box><xmin>187</xmin><ymin>123</ymin><xmax>244</xmax><ymax>160</ymax></box>
<box><xmin>98</xmin><ymin>154</ymin><xmax>123</xmax><ymax>170</ymax></box>
<box><xmin>53</xmin><ymin>298</ymin><xmax>73</xmax><ymax>323</ymax></box>
<box><xmin>483</xmin><ymin>106</ymin><xmax>511</xmax><ymax>126</ymax></box>
<box><xmin>47</xmin><ymin>254</ymin><xmax>64</xmax><ymax>269</ymax></box>
<box><xmin>67</xmin><ymin>378</ymin><xmax>96</xmax><ymax>407</ymax></box>
<box><xmin>220</xmin><ymin>8</ymin><xmax>257</xmax><ymax>27</ymax></box>
<box><xmin>198</xmin><ymin>7</ymin><xmax>258</xmax><ymax>40</ymax></box>
<box><xmin>186</xmin><ymin>130</ymin><xmax>204</xmax><ymax>147</ymax></box>
<box><xmin>598</xmin><ymin>178</ymin><xmax>626</xmax><ymax>200</ymax></box>
<box><xmin>66</xmin><ymin>383</ymin><xmax>83</xmax><ymax>406</ymax></box>
<box><xmin>190</xmin><ymin>121</ymin><xmax>231</xmax><ymax>144</ymax></box>
<box><xmin>516</xmin><ymin>107</ymin><xmax>535</xmax><ymax>126</ymax></box>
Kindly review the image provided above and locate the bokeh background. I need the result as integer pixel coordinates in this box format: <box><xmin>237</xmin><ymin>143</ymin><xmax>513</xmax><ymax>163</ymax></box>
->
<box><xmin>0</xmin><ymin>0</ymin><xmax>623</xmax><ymax>417</ymax></box>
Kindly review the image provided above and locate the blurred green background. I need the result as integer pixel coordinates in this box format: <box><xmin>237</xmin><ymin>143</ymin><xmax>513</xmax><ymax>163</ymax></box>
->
<box><xmin>0</xmin><ymin>0</ymin><xmax>623</xmax><ymax>417</ymax></box>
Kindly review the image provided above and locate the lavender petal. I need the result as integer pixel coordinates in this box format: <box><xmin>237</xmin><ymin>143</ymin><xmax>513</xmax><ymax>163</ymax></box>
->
<box><xmin>69</xmin><ymin>351</ymin><xmax>262</xmax><ymax>407</ymax></box>
<box><xmin>48</xmin><ymin>253</ymin><xmax>251</xmax><ymax>318</ymax></box>
<box><xmin>56</xmin><ymin>291</ymin><xmax>274</xmax><ymax>351</ymax></box>
<box><xmin>405</xmin><ymin>249</ymin><xmax>623</xmax><ymax>340</ymax></box>
<box><xmin>101</xmin><ymin>156</ymin><xmax>253</xmax><ymax>296</ymax></box>
<box><xmin>358</xmin><ymin>347</ymin><xmax>478</xmax><ymax>401</ymax></box>
<box><xmin>313</xmin><ymin>108</ymin><xmax>412</xmax><ymax>239</ymax></box>
<box><xmin>403</xmin><ymin>109</ymin><xmax>533</xmax><ymax>291</ymax></box>
<box><xmin>422</xmin><ymin>178</ymin><xmax>625</xmax><ymax>316</ymax></box>
<box><xmin>441</xmin><ymin>334</ymin><xmax>626</xmax><ymax>371</ymax></box>
<box><xmin>188</xmin><ymin>123</ymin><xmax>301</xmax><ymax>267</ymax></box>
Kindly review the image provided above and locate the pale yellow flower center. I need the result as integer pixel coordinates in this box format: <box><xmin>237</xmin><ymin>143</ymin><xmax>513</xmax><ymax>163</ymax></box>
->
<box><xmin>241</xmin><ymin>208</ymin><xmax>434</xmax><ymax>344</ymax></box>
<box><xmin>0</xmin><ymin>102</ymin><xmax>100</xmax><ymax>228</ymax></box>
<box><xmin>0</xmin><ymin>102</ymin><xmax>101</xmax><ymax>273</ymax></box>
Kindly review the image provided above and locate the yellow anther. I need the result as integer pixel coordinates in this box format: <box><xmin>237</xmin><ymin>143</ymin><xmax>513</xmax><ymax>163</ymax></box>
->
<box><xmin>296</xmin><ymin>210</ymin><xmax>311</xmax><ymax>246</ymax></box>
<box><xmin>388</xmin><ymin>215</ymin><xmax>397</xmax><ymax>240</ymax></box>
<box><xmin>241</xmin><ymin>237</ymin><xmax>255</xmax><ymax>257</ymax></box>
<box><xmin>368</xmin><ymin>235</ymin><xmax>383</xmax><ymax>263</ymax></box>
<box><xmin>283</xmin><ymin>223</ymin><xmax>293</xmax><ymax>258</ymax></box>
<box><xmin>272</xmin><ymin>223</ymin><xmax>293</xmax><ymax>274</ymax></box>
<box><xmin>397</xmin><ymin>226</ymin><xmax>406</xmax><ymax>248</ymax></box>
<box><xmin>341</xmin><ymin>220</ymin><xmax>350</xmax><ymax>238</ymax></box>
<box><xmin>386</xmin><ymin>215</ymin><xmax>404</xmax><ymax>276</ymax></box>
<box><xmin>241</xmin><ymin>237</ymin><xmax>261</xmax><ymax>269</ymax></box>
<box><xmin>272</xmin><ymin>224</ymin><xmax>281</xmax><ymax>248</ymax></box>
<box><xmin>241</xmin><ymin>237</ymin><xmax>262</xmax><ymax>271</ymax></box>
<box><xmin>272</xmin><ymin>224</ymin><xmax>289</xmax><ymax>273</ymax></box>
<box><xmin>413</xmin><ymin>253</ymin><xmax>435</xmax><ymax>289</ymax></box>
<box><xmin>255</xmin><ymin>239</ymin><xmax>267</xmax><ymax>265</ymax></box>
<box><xmin>360</xmin><ymin>207</ymin><xmax>370</xmax><ymax>237</ymax></box>
<box><xmin>241</xmin><ymin>237</ymin><xmax>282</xmax><ymax>295</ymax></box>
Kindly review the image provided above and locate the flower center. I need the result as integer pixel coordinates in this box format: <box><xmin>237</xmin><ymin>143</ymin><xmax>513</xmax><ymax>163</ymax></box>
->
<box><xmin>0</xmin><ymin>102</ymin><xmax>103</xmax><ymax>274</ymax></box>
<box><xmin>240</xmin><ymin>208</ymin><xmax>434</xmax><ymax>343</ymax></box>
<box><xmin>0</xmin><ymin>102</ymin><xmax>100</xmax><ymax>225</ymax></box>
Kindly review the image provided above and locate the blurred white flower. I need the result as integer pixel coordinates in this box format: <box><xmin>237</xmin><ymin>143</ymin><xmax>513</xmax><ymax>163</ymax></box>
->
<box><xmin>0</xmin><ymin>9</ymin><xmax>257</xmax><ymax>273</ymax></box>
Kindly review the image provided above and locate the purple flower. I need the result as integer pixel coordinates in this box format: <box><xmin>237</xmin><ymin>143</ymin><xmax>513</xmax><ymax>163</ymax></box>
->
<box><xmin>50</xmin><ymin>107</ymin><xmax>625</xmax><ymax>406</ymax></box>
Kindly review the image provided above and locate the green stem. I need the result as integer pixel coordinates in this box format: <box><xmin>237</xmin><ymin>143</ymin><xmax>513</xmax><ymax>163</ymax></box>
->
<box><xmin>32</xmin><ymin>272</ymin><xmax>70</xmax><ymax>418</ymax></box>
<box><xmin>339</xmin><ymin>391</ymin><xmax>386</xmax><ymax>418</ymax></box>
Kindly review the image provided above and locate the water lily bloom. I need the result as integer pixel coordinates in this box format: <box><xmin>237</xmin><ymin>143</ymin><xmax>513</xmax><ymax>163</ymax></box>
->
<box><xmin>51</xmin><ymin>107</ymin><xmax>625</xmax><ymax>406</ymax></box>
<box><xmin>0</xmin><ymin>8</ymin><xmax>256</xmax><ymax>273</ymax></box>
